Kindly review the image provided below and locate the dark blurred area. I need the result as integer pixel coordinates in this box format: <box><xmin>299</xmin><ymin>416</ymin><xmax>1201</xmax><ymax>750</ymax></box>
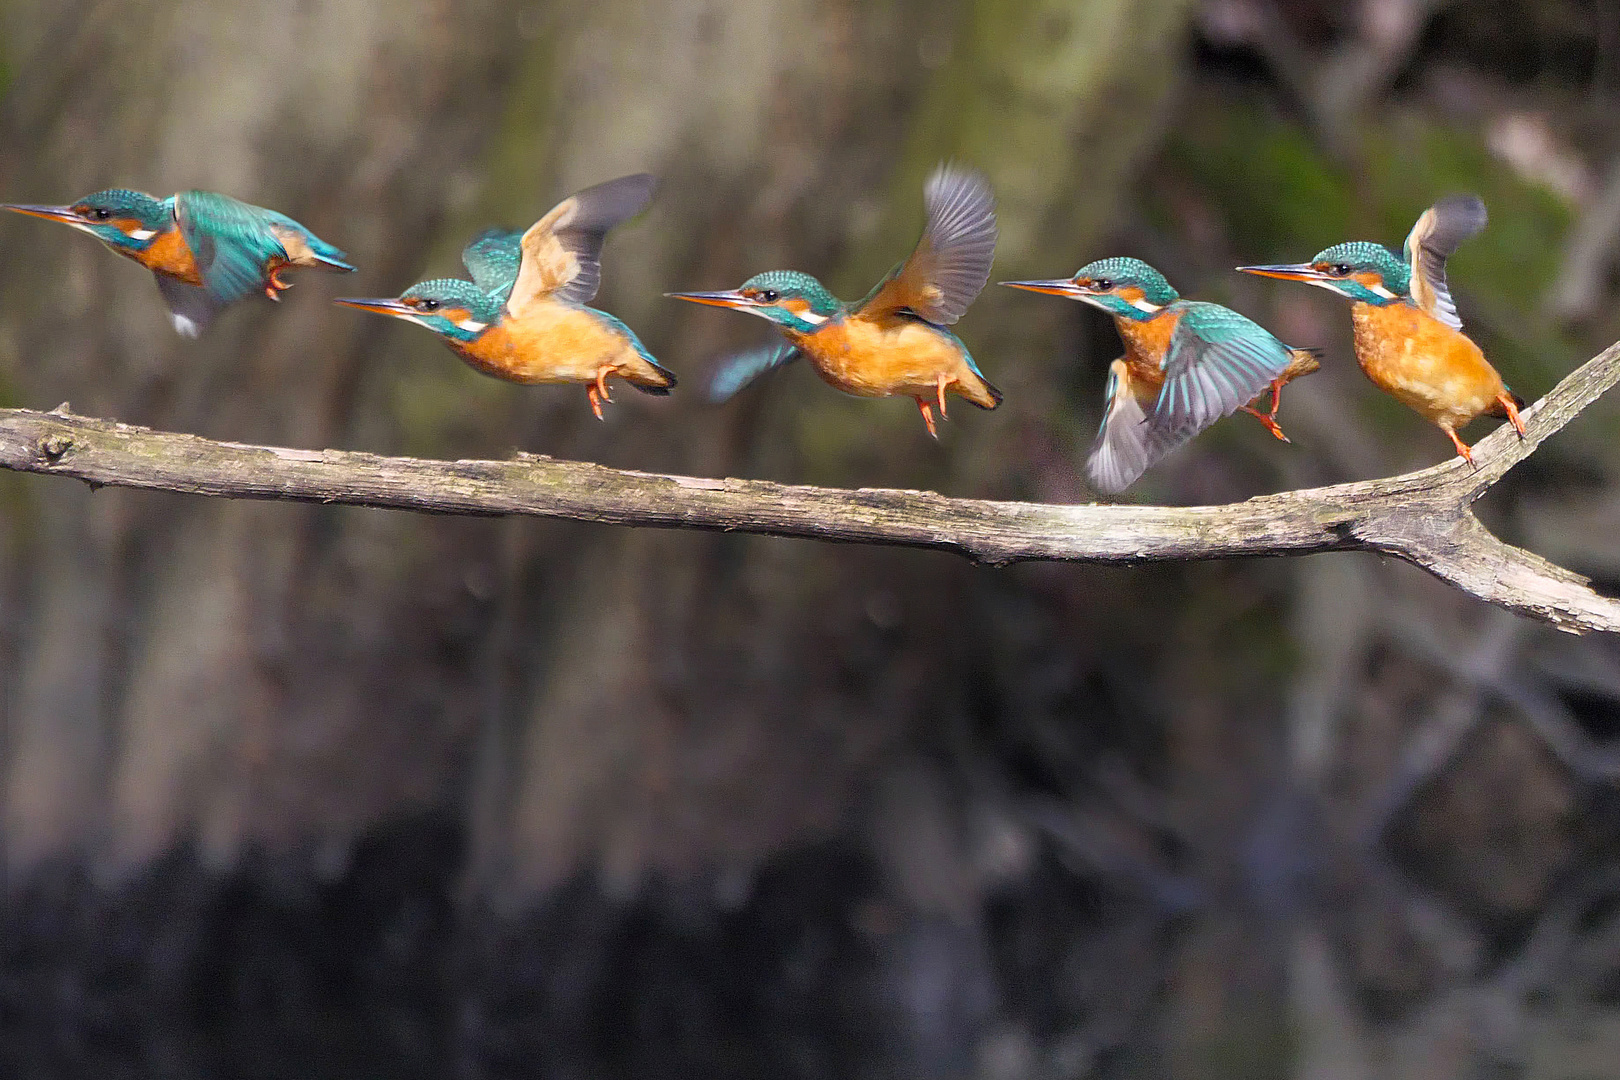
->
<box><xmin>4</xmin><ymin>0</ymin><xmax>1620</xmax><ymax>1076</ymax></box>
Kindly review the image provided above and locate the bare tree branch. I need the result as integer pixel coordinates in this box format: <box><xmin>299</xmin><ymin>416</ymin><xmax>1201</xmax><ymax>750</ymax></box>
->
<box><xmin>1</xmin><ymin>339</ymin><xmax>1618</xmax><ymax>633</ymax></box>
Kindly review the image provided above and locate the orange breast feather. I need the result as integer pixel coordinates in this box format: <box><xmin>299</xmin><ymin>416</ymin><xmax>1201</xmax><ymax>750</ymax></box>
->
<box><xmin>1350</xmin><ymin>302</ymin><xmax>1507</xmax><ymax>429</ymax></box>
<box><xmin>131</xmin><ymin>227</ymin><xmax>204</xmax><ymax>285</ymax></box>
<box><xmin>451</xmin><ymin>304</ymin><xmax>636</xmax><ymax>385</ymax></box>
<box><xmin>798</xmin><ymin>314</ymin><xmax>971</xmax><ymax>399</ymax></box>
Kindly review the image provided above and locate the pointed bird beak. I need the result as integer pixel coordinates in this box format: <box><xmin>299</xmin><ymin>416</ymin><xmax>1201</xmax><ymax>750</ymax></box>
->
<box><xmin>2</xmin><ymin>203</ymin><xmax>84</xmax><ymax>225</ymax></box>
<box><xmin>665</xmin><ymin>289</ymin><xmax>755</xmax><ymax>310</ymax></box>
<box><xmin>333</xmin><ymin>297</ymin><xmax>418</xmax><ymax>318</ymax></box>
<box><xmin>1000</xmin><ymin>278</ymin><xmax>1086</xmax><ymax>298</ymax></box>
<box><xmin>1235</xmin><ymin>263</ymin><xmax>1330</xmax><ymax>283</ymax></box>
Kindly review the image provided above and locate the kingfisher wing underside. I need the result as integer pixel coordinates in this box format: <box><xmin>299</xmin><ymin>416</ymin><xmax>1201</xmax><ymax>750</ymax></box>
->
<box><xmin>174</xmin><ymin>191</ymin><xmax>290</xmax><ymax>305</ymax></box>
<box><xmin>1404</xmin><ymin>194</ymin><xmax>1486</xmax><ymax>330</ymax></box>
<box><xmin>1149</xmin><ymin>303</ymin><xmax>1297</xmax><ymax>442</ymax></box>
<box><xmin>461</xmin><ymin>227</ymin><xmax>524</xmax><ymax>302</ymax></box>
<box><xmin>505</xmin><ymin>174</ymin><xmax>658</xmax><ymax>316</ymax></box>
<box><xmin>707</xmin><ymin>342</ymin><xmax>802</xmax><ymax>403</ymax></box>
<box><xmin>1086</xmin><ymin>359</ymin><xmax>1166</xmax><ymax>494</ymax></box>
<box><xmin>855</xmin><ymin>164</ymin><xmax>996</xmax><ymax>326</ymax></box>
<box><xmin>154</xmin><ymin>274</ymin><xmax>226</xmax><ymax>339</ymax></box>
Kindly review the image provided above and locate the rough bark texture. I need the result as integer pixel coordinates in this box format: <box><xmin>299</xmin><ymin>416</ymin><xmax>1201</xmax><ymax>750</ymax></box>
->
<box><xmin>4</xmin><ymin>334</ymin><xmax>1619</xmax><ymax>635</ymax></box>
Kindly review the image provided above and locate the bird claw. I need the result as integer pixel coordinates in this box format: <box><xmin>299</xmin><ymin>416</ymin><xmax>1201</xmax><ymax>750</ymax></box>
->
<box><xmin>935</xmin><ymin>373</ymin><xmax>951</xmax><ymax>419</ymax></box>
<box><xmin>1446</xmin><ymin>429</ymin><xmax>1475</xmax><ymax>463</ymax></box>
<box><xmin>1239</xmin><ymin>404</ymin><xmax>1291</xmax><ymax>443</ymax></box>
<box><xmin>917</xmin><ymin>399</ymin><xmax>939</xmax><ymax>439</ymax></box>
<box><xmin>587</xmin><ymin>385</ymin><xmax>606</xmax><ymax>421</ymax></box>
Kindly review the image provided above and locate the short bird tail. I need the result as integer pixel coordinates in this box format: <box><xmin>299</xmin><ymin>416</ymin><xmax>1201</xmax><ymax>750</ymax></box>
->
<box><xmin>627</xmin><ymin>358</ymin><xmax>678</xmax><ymax>395</ymax></box>
<box><xmin>960</xmin><ymin>370</ymin><xmax>1002</xmax><ymax>410</ymax></box>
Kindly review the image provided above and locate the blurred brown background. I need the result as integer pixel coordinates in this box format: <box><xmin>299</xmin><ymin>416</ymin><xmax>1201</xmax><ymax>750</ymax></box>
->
<box><xmin>4</xmin><ymin>0</ymin><xmax>1620</xmax><ymax>1076</ymax></box>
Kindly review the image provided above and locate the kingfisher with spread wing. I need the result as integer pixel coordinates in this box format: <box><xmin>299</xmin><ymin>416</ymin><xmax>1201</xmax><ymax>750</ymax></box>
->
<box><xmin>335</xmin><ymin>174</ymin><xmax>674</xmax><ymax>419</ymax></box>
<box><xmin>3</xmin><ymin>189</ymin><xmax>354</xmax><ymax>337</ymax></box>
<box><xmin>667</xmin><ymin>163</ymin><xmax>1001</xmax><ymax>438</ymax></box>
<box><xmin>1002</xmin><ymin>258</ymin><xmax>1320</xmax><ymax>493</ymax></box>
<box><xmin>1238</xmin><ymin>195</ymin><xmax>1525</xmax><ymax>462</ymax></box>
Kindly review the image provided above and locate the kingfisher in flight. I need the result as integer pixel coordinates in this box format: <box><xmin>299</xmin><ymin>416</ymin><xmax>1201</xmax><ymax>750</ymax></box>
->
<box><xmin>1002</xmin><ymin>258</ymin><xmax>1320</xmax><ymax>493</ymax></box>
<box><xmin>1238</xmin><ymin>195</ymin><xmax>1525</xmax><ymax>463</ymax></box>
<box><xmin>3</xmin><ymin>189</ymin><xmax>354</xmax><ymax>337</ymax></box>
<box><xmin>666</xmin><ymin>163</ymin><xmax>1000</xmax><ymax>438</ymax></box>
<box><xmin>336</xmin><ymin>174</ymin><xmax>673</xmax><ymax>420</ymax></box>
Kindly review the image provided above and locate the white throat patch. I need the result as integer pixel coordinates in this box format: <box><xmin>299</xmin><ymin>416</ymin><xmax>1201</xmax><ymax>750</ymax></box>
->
<box><xmin>1130</xmin><ymin>298</ymin><xmax>1162</xmax><ymax>314</ymax></box>
<box><xmin>457</xmin><ymin>318</ymin><xmax>488</xmax><ymax>333</ymax></box>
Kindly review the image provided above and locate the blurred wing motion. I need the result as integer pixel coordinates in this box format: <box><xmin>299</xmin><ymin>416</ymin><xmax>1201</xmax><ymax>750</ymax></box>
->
<box><xmin>175</xmin><ymin>190</ymin><xmax>353</xmax><ymax>305</ymax></box>
<box><xmin>461</xmin><ymin>227</ymin><xmax>524</xmax><ymax>302</ymax></box>
<box><xmin>1149</xmin><ymin>303</ymin><xmax>1298</xmax><ymax>442</ymax></box>
<box><xmin>154</xmin><ymin>275</ymin><xmax>225</xmax><ymax>339</ymax></box>
<box><xmin>855</xmin><ymin>163</ymin><xmax>996</xmax><ymax>325</ymax></box>
<box><xmin>506</xmin><ymin>173</ymin><xmax>658</xmax><ymax>316</ymax></box>
<box><xmin>708</xmin><ymin>342</ymin><xmax>802</xmax><ymax>402</ymax></box>
<box><xmin>1087</xmin><ymin>359</ymin><xmax>1162</xmax><ymax>494</ymax></box>
<box><xmin>1403</xmin><ymin>194</ymin><xmax>1486</xmax><ymax>330</ymax></box>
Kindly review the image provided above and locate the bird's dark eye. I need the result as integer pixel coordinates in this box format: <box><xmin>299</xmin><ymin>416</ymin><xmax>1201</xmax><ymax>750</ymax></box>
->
<box><xmin>760</xmin><ymin>289</ymin><xmax>780</xmax><ymax>303</ymax></box>
<box><xmin>1331</xmin><ymin>264</ymin><xmax>1352</xmax><ymax>277</ymax></box>
<box><xmin>1092</xmin><ymin>278</ymin><xmax>1113</xmax><ymax>291</ymax></box>
<box><xmin>420</xmin><ymin>298</ymin><xmax>441</xmax><ymax>311</ymax></box>
<box><xmin>89</xmin><ymin>207</ymin><xmax>112</xmax><ymax>221</ymax></box>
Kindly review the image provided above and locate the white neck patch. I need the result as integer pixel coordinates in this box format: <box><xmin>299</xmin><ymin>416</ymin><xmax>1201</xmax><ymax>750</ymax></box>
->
<box><xmin>1130</xmin><ymin>298</ymin><xmax>1162</xmax><ymax>314</ymax></box>
<box><xmin>457</xmin><ymin>318</ymin><xmax>488</xmax><ymax>333</ymax></box>
<box><xmin>794</xmin><ymin>309</ymin><xmax>828</xmax><ymax>326</ymax></box>
<box><xmin>128</xmin><ymin>228</ymin><xmax>157</xmax><ymax>241</ymax></box>
<box><xmin>1369</xmin><ymin>283</ymin><xmax>1398</xmax><ymax>300</ymax></box>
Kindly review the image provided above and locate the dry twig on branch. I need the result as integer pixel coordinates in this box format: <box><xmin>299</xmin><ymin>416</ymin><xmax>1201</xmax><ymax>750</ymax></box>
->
<box><xmin>2</xmin><ymin>340</ymin><xmax>1619</xmax><ymax>634</ymax></box>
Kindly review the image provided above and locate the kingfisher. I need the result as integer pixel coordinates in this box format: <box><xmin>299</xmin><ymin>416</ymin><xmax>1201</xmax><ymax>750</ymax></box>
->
<box><xmin>335</xmin><ymin>174</ymin><xmax>674</xmax><ymax>419</ymax></box>
<box><xmin>1238</xmin><ymin>195</ymin><xmax>1525</xmax><ymax>463</ymax></box>
<box><xmin>666</xmin><ymin>163</ymin><xmax>1000</xmax><ymax>438</ymax></box>
<box><xmin>3</xmin><ymin>189</ymin><xmax>354</xmax><ymax>337</ymax></box>
<box><xmin>1002</xmin><ymin>258</ymin><xmax>1320</xmax><ymax>493</ymax></box>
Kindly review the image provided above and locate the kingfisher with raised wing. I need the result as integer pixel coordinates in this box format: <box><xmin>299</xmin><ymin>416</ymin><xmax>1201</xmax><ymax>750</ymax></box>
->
<box><xmin>3</xmin><ymin>189</ymin><xmax>354</xmax><ymax>337</ymax></box>
<box><xmin>1238</xmin><ymin>195</ymin><xmax>1525</xmax><ymax>462</ymax></box>
<box><xmin>666</xmin><ymin>163</ymin><xmax>1000</xmax><ymax>438</ymax></box>
<box><xmin>335</xmin><ymin>174</ymin><xmax>674</xmax><ymax>419</ymax></box>
<box><xmin>1002</xmin><ymin>258</ymin><xmax>1320</xmax><ymax>493</ymax></box>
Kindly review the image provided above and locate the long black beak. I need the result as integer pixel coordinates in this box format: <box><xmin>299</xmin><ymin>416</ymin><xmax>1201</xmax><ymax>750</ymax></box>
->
<box><xmin>1000</xmin><ymin>278</ymin><xmax>1086</xmax><ymax>298</ymax></box>
<box><xmin>1234</xmin><ymin>263</ymin><xmax>1332</xmax><ymax>283</ymax></box>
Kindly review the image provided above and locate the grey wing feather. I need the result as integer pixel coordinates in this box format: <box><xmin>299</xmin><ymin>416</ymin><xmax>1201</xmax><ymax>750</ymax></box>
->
<box><xmin>1086</xmin><ymin>363</ymin><xmax>1160</xmax><ymax>494</ymax></box>
<box><xmin>552</xmin><ymin>174</ymin><xmax>658</xmax><ymax>305</ymax></box>
<box><xmin>916</xmin><ymin>163</ymin><xmax>997</xmax><ymax>324</ymax></box>
<box><xmin>154</xmin><ymin>275</ymin><xmax>224</xmax><ymax>338</ymax></box>
<box><xmin>855</xmin><ymin>164</ymin><xmax>997</xmax><ymax>324</ymax></box>
<box><xmin>1404</xmin><ymin>194</ymin><xmax>1486</xmax><ymax>330</ymax></box>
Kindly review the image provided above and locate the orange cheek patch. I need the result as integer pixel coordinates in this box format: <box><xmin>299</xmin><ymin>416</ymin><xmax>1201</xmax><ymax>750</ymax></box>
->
<box><xmin>1116</xmin><ymin>285</ymin><xmax>1146</xmax><ymax>304</ymax></box>
<box><xmin>132</xmin><ymin>227</ymin><xmax>204</xmax><ymax>285</ymax></box>
<box><xmin>1352</xmin><ymin>271</ymin><xmax>1385</xmax><ymax>291</ymax></box>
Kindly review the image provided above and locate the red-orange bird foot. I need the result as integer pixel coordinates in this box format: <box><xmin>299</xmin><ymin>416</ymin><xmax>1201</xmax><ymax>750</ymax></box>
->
<box><xmin>1446</xmin><ymin>428</ymin><xmax>1475</xmax><ymax>463</ymax></box>
<box><xmin>916</xmin><ymin>399</ymin><xmax>939</xmax><ymax>439</ymax></box>
<box><xmin>1499</xmin><ymin>393</ymin><xmax>1527</xmax><ymax>438</ymax></box>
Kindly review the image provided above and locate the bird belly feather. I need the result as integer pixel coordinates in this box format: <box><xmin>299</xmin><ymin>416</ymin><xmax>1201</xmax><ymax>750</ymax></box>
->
<box><xmin>1351</xmin><ymin>302</ymin><xmax>1505</xmax><ymax>430</ymax></box>
<box><xmin>800</xmin><ymin>316</ymin><xmax>989</xmax><ymax>403</ymax></box>
<box><xmin>452</xmin><ymin>304</ymin><xmax>646</xmax><ymax>386</ymax></box>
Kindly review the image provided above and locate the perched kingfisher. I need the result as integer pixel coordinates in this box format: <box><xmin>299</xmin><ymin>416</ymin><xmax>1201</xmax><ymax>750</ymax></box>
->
<box><xmin>335</xmin><ymin>174</ymin><xmax>674</xmax><ymax>419</ymax></box>
<box><xmin>1238</xmin><ymin>195</ymin><xmax>1525</xmax><ymax>462</ymax></box>
<box><xmin>1002</xmin><ymin>258</ymin><xmax>1321</xmax><ymax>493</ymax></box>
<box><xmin>666</xmin><ymin>163</ymin><xmax>1001</xmax><ymax>438</ymax></box>
<box><xmin>2</xmin><ymin>189</ymin><xmax>355</xmax><ymax>337</ymax></box>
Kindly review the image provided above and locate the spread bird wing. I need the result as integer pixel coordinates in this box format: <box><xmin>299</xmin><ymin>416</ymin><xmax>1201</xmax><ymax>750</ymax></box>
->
<box><xmin>855</xmin><ymin>163</ymin><xmax>996</xmax><ymax>325</ymax></box>
<box><xmin>1148</xmin><ymin>303</ymin><xmax>1298</xmax><ymax>443</ymax></box>
<box><xmin>154</xmin><ymin>274</ymin><xmax>225</xmax><ymax>339</ymax></box>
<box><xmin>505</xmin><ymin>174</ymin><xmax>657</xmax><ymax>317</ymax></box>
<box><xmin>1404</xmin><ymin>194</ymin><xmax>1486</xmax><ymax>331</ymax></box>
<box><xmin>174</xmin><ymin>190</ymin><xmax>292</xmax><ymax>305</ymax></box>
<box><xmin>1086</xmin><ymin>359</ymin><xmax>1166</xmax><ymax>494</ymax></box>
<box><xmin>707</xmin><ymin>342</ymin><xmax>802</xmax><ymax>402</ymax></box>
<box><xmin>461</xmin><ymin>227</ymin><xmax>524</xmax><ymax>302</ymax></box>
